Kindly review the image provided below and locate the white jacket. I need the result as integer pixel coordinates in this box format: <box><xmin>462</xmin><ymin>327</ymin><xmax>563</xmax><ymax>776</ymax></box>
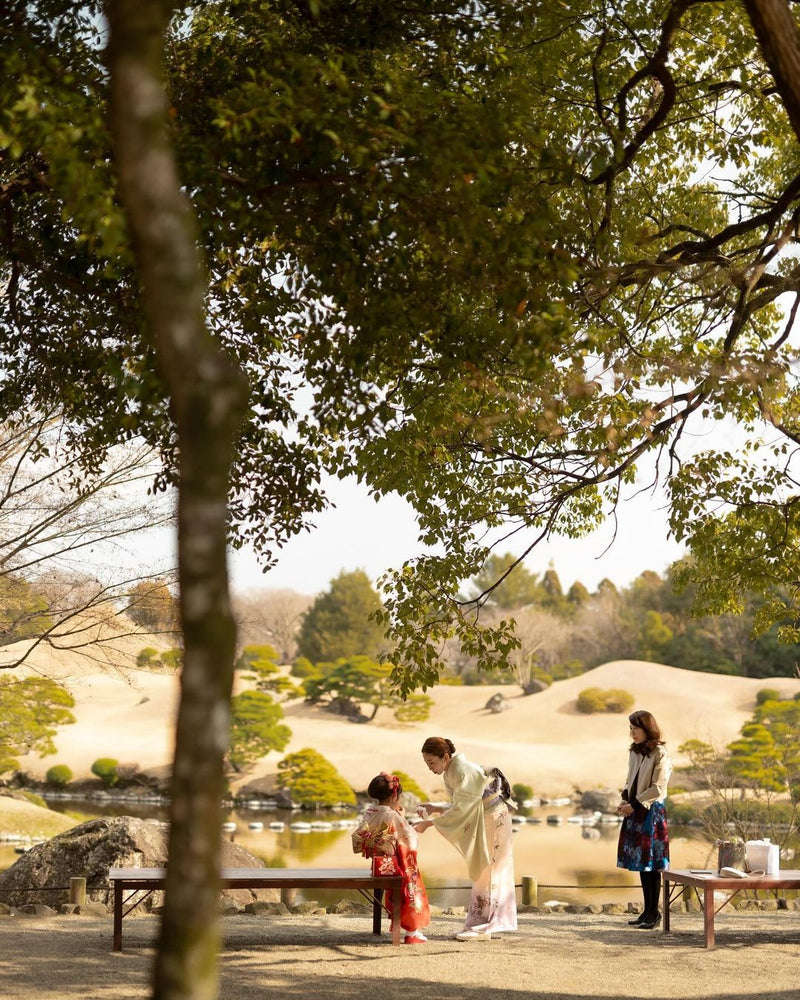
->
<box><xmin>622</xmin><ymin>744</ymin><xmax>672</xmax><ymax>808</ymax></box>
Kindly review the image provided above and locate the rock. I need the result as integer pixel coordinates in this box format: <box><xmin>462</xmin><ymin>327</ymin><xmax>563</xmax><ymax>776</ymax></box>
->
<box><xmin>579</xmin><ymin>789</ymin><xmax>619</xmax><ymax>813</ymax></box>
<box><xmin>0</xmin><ymin>903</ymin><xmax>11</xmax><ymax>916</ymax></box>
<box><xmin>219</xmin><ymin>903</ymin><xmax>243</xmax><ymax>916</ymax></box>
<box><xmin>0</xmin><ymin>815</ymin><xmax>273</xmax><ymax>909</ymax></box>
<box><xmin>601</xmin><ymin>903</ymin><xmax>626</xmax><ymax>915</ymax></box>
<box><xmin>484</xmin><ymin>693</ymin><xmax>509</xmax><ymax>713</ymax></box>
<box><xmin>271</xmin><ymin>789</ymin><xmax>298</xmax><ymax>810</ymax></box>
<box><xmin>244</xmin><ymin>901</ymin><xmax>290</xmax><ymax>916</ymax></box>
<box><xmin>290</xmin><ymin>900</ymin><xmax>324</xmax><ymax>915</ymax></box>
<box><xmin>520</xmin><ymin>679</ymin><xmax>548</xmax><ymax>695</ymax></box>
<box><xmin>329</xmin><ymin>898</ymin><xmax>371</xmax><ymax>915</ymax></box>
<box><xmin>18</xmin><ymin>904</ymin><xmax>57</xmax><ymax>916</ymax></box>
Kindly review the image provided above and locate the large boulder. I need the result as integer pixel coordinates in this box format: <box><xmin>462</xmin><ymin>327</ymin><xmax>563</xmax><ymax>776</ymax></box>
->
<box><xmin>0</xmin><ymin>815</ymin><xmax>274</xmax><ymax>909</ymax></box>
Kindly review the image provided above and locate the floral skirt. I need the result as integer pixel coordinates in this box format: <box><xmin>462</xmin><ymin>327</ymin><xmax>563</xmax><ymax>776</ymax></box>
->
<box><xmin>617</xmin><ymin>801</ymin><xmax>670</xmax><ymax>872</ymax></box>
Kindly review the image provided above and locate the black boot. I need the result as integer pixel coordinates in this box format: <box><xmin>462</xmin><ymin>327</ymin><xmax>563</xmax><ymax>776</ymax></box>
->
<box><xmin>638</xmin><ymin>872</ymin><xmax>662</xmax><ymax>928</ymax></box>
<box><xmin>631</xmin><ymin>872</ymin><xmax>651</xmax><ymax>926</ymax></box>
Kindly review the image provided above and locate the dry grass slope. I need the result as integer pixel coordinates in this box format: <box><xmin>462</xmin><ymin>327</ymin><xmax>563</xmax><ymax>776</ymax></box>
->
<box><xmin>2</xmin><ymin>632</ymin><xmax>798</xmax><ymax>797</ymax></box>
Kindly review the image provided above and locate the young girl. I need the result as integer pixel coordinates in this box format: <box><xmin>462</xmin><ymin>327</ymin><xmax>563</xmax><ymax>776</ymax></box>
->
<box><xmin>352</xmin><ymin>771</ymin><xmax>430</xmax><ymax>944</ymax></box>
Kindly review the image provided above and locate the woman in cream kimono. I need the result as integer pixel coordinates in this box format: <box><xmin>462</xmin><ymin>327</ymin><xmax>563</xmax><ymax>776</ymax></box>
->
<box><xmin>417</xmin><ymin>736</ymin><xmax>517</xmax><ymax>941</ymax></box>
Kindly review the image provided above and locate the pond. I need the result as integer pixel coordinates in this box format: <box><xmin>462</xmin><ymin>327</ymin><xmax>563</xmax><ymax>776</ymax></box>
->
<box><xmin>1</xmin><ymin>797</ymin><xmax>716</xmax><ymax>907</ymax></box>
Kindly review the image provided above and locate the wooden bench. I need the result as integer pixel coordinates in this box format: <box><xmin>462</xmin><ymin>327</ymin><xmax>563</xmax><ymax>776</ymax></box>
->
<box><xmin>662</xmin><ymin>868</ymin><xmax>800</xmax><ymax>948</ymax></box>
<box><xmin>108</xmin><ymin>866</ymin><xmax>404</xmax><ymax>950</ymax></box>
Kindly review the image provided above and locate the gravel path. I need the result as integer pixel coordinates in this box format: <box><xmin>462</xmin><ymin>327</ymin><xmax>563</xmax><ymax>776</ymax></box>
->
<box><xmin>2</xmin><ymin>909</ymin><xmax>799</xmax><ymax>1000</ymax></box>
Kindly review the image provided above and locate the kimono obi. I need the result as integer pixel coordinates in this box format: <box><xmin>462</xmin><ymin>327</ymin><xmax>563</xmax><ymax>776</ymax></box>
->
<box><xmin>481</xmin><ymin>769</ymin><xmax>509</xmax><ymax>811</ymax></box>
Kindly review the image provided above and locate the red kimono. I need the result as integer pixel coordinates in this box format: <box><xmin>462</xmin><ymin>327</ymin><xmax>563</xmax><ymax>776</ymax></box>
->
<box><xmin>352</xmin><ymin>803</ymin><xmax>430</xmax><ymax>933</ymax></box>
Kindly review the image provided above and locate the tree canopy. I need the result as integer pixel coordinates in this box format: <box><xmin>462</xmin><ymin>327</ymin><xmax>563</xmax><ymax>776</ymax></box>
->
<box><xmin>8</xmin><ymin>2</ymin><xmax>800</xmax><ymax>689</ymax></box>
<box><xmin>10</xmin><ymin>3</ymin><xmax>800</xmax><ymax>999</ymax></box>
<box><xmin>296</xmin><ymin>570</ymin><xmax>386</xmax><ymax>663</ymax></box>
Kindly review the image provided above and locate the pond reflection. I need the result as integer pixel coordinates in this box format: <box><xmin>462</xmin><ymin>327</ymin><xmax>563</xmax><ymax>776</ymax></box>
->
<box><xmin>1</xmin><ymin>797</ymin><xmax>721</xmax><ymax>906</ymax></box>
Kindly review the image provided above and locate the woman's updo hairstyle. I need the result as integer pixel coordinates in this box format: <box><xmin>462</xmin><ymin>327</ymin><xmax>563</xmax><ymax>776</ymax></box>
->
<box><xmin>421</xmin><ymin>736</ymin><xmax>456</xmax><ymax>757</ymax></box>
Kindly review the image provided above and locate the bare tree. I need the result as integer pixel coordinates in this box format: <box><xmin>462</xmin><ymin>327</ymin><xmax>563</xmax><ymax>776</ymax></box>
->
<box><xmin>503</xmin><ymin>605</ymin><xmax>571</xmax><ymax>693</ymax></box>
<box><xmin>233</xmin><ymin>588</ymin><xmax>311</xmax><ymax>663</ymax></box>
<box><xmin>571</xmin><ymin>589</ymin><xmax>639</xmax><ymax>668</ymax></box>
<box><xmin>0</xmin><ymin>410</ymin><xmax>177</xmax><ymax>669</ymax></box>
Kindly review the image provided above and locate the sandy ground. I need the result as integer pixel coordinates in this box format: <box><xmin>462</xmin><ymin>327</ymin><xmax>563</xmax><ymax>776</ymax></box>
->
<box><xmin>4</xmin><ymin>623</ymin><xmax>798</xmax><ymax>797</ymax></box>
<box><xmin>2</xmin><ymin>909</ymin><xmax>800</xmax><ymax>1000</ymax></box>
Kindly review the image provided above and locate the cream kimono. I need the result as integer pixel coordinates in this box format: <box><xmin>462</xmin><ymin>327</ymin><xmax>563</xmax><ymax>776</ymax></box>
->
<box><xmin>433</xmin><ymin>752</ymin><xmax>517</xmax><ymax>934</ymax></box>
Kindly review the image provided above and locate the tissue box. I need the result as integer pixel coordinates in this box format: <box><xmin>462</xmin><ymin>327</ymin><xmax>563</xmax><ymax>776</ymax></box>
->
<box><xmin>745</xmin><ymin>840</ymin><xmax>779</xmax><ymax>874</ymax></box>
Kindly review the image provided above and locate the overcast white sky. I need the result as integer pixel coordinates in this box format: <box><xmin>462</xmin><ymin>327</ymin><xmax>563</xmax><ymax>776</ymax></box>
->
<box><xmin>228</xmin><ymin>472</ymin><xmax>686</xmax><ymax>598</ymax></box>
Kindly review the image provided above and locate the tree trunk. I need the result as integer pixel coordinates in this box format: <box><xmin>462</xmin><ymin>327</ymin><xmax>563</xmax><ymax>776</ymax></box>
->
<box><xmin>104</xmin><ymin>3</ymin><xmax>248</xmax><ymax>999</ymax></box>
<box><xmin>745</xmin><ymin>0</ymin><xmax>800</xmax><ymax>144</ymax></box>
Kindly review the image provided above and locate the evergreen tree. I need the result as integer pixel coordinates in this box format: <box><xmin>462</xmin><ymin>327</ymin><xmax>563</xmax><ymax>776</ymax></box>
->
<box><xmin>227</xmin><ymin>690</ymin><xmax>291</xmax><ymax>773</ymax></box>
<box><xmin>0</xmin><ymin>677</ymin><xmax>75</xmax><ymax>776</ymax></box>
<box><xmin>566</xmin><ymin>581</ymin><xmax>591</xmax><ymax>608</ymax></box>
<box><xmin>303</xmin><ymin>655</ymin><xmax>432</xmax><ymax>723</ymax></box>
<box><xmin>296</xmin><ymin>570</ymin><xmax>386</xmax><ymax>663</ymax></box>
<box><xmin>470</xmin><ymin>553</ymin><xmax>543</xmax><ymax>609</ymax></box>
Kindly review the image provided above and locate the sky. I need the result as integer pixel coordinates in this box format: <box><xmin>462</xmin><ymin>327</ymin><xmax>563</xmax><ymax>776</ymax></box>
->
<box><xmin>228</xmin><ymin>472</ymin><xmax>686</xmax><ymax>598</ymax></box>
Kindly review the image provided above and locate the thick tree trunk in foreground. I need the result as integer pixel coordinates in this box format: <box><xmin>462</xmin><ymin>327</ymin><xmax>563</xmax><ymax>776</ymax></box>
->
<box><xmin>745</xmin><ymin>0</ymin><xmax>800</xmax><ymax>144</ymax></box>
<box><xmin>105</xmin><ymin>3</ymin><xmax>248</xmax><ymax>998</ymax></box>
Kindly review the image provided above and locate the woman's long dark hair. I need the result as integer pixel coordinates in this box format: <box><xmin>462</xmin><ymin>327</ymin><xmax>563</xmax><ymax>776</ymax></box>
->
<box><xmin>628</xmin><ymin>710</ymin><xmax>665</xmax><ymax>755</ymax></box>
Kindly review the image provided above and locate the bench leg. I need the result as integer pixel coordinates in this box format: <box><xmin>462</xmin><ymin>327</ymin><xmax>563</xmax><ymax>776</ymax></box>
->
<box><xmin>372</xmin><ymin>888</ymin><xmax>382</xmax><ymax>935</ymax></box>
<box><xmin>112</xmin><ymin>881</ymin><xmax>123</xmax><ymax>952</ymax></box>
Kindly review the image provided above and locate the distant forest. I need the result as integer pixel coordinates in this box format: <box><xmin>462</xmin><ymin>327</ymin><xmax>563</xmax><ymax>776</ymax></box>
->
<box><xmin>457</xmin><ymin>553</ymin><xmax>799</xmax><ymax>687</ymax></box>
<box><xmin>236</xmin><ymin>561</ymin><xmax>800</xmax><ymax>692</ymax></box>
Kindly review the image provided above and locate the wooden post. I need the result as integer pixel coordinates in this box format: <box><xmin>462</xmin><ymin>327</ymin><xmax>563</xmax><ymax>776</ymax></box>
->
<box><xmin>521</xmin><ymin>875</ymin><xmax>538</xmax><ymax>907</ymax></box>
<box><xmin>69</xmin><ymin>877</ymin><xmax>86</xmax><ymax>907</ymax></box>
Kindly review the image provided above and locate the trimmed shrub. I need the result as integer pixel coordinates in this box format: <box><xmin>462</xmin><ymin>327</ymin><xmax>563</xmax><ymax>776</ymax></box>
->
<box><xmin>513</xmin><ymin>783</ymin><xmax>534</xmax><ymax>802</ymax></box>
<box><xmin>756</xmin><ymin>688</ymin><xmax>781</xmax><ymax>706</ymax></box>
<box><xmin>604</xmin><ymin>688</ymin><xmax>635</xmax><ymax>713</ymax></box>
<box><xmin>91</xmin><ymin>757</ymin><xmax>119</xmax><ymax>787</ymax></box>
<box><xmin>136</xmin><ymin>647</ymin><xmax>160</xmax><ymax>669</ymax></box>
<box><xmin>391</xmin><ymin>769</ymin><xmax>426</xmax><ymax>800</ymax></box>
<box><xmin>277</xmin><ymin>748</ymin><xmax>356</xmax><ymax>807</ymax></box>
<box><xmin>576</xmin><ymin>687</ymin><xmax>607</xmax><ymax>713</ymax></box>
<box><xmin>290</xmin><ymin>656</ymin><xmax>316</xmax><ymax>679</ymax></box>
<box><xmin>45</xmin><ymin>764</ymin><xmax>72</xmax><ymax>786</ymax></box>
<box><xmin>577</xmin><ymin>687</ymin><xmax>634</xmax><ymax>714</ymax></box>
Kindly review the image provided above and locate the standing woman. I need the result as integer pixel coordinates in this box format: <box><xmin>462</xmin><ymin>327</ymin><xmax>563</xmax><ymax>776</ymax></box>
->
<box><xmin>417</xmin><ymin>736</ymin><xmax>517</xmax><ymax>941</ymax></box>
<box><xmin>616</xmin><ymin>710</ymin><xmax>672</xmax><ymax>929</ymax></box>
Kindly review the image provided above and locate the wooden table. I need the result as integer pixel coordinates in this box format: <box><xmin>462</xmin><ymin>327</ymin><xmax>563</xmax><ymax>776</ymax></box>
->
<box><xmin>108</xmin><ymin>866</ymin><xmax>404</xmax><ymax>950</ymax></box>
<box><xmin>662</xmin><ymin>868</ymin><xmax>800</xmax><ymax>948</ymax></box>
